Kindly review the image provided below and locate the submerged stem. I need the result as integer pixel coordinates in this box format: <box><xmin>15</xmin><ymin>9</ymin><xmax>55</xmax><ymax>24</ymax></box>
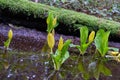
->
<box><xmin>48</xmin><ymin>48</ymin><xmax>53</xmax><ymax>58</ymax></box>
<box><xmin>76</xmin><ymin>54</ymin><xmax>81</xmax><ymax>64</ymax></box>
<box><xmin>47</xmin><ymin>70</ymin><xmax>58</xmax><ymax>80</ymax></box>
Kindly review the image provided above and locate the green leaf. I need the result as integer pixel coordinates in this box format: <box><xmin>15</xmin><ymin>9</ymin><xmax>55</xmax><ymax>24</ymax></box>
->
<box><xmin>82</xmin><ymin>73</ymin><xmax>90</xmax><ymax>80</ymax></box>
<box><xmin>95</xmin><ymin>29</ymin><xmax>104</xmax><ymax>54</ymax></box>
<box><xmin>47</xmin><ymin>12</ymin><xmax>58</xmax><ymax>33</ymax></box>
<box><xmin>78</xmin><ymin>62</ymin><xmax>85</xmax><ymax>73</ymax></box>
<box><xmin>52</xmin><ymin>50</ymin><xmax>61</xmax><ymax>70</ymax></box>
<box><xmin>52</xmin><ymin>39</ymin><xmax>71</xmax><ymax>70</ymax></box>
<box><xmin>94</xmin><ymin>61</ymin><xmax>111</xmax><ymax>80</ymax></box>
<box><xmin>95</xmin><ymin>29</ymin><xmax>110</xmax><ymax>57</ymax></box>
<box><xmin>61</xmin><ymin>40</ymin><xmax>71</xmax><ymax>56</ymax></box>
<box><xmin>47</xmin><ymin>12</ymin><xmax>53</xmax><ymax>33</ymax></box>
<box><xmin>102</xmin><ymin>31</ymin><xmax>110</xmax><ymax>55</ymax></box>
<box><xmin>101</xmin><ymin>65</ymin><xmax>111</xmax><ymax>76</ymax></box>
<box><xmin>93</xmin><ymin>62</ymin><xmax>101</xmax><ymax>80</ymax></box>
<box><xmin>69</xmin><ymin>43</ymin><xmax>78</xmax><ymax>47</ymax></box>
<box><xmin>61</xmin><ymin>51</ymin><xmax>69</xmax><ymax>64</ymax></box>
<box><xmin>78</xmin><ymin>62</ymin><xmax>90</xmax><ymax>80</ymax></box>
<box><xmin>4</xmin><ymin>39</ymin><xmax>11</xmax><ymax>48</ymax></box>
<box><xmin>69</xmin><ymin>44</ymin><xmax>81</xmax><ymax>52</ymax></box>
<box><xmin>109</xmin><ymin>47</ymin><xmax>119</xmax><ymax>52</ymax></box>
<box><xmin>94</xmin><ymin>69</ymin><xmax>100</xmax><ymax>80</ymax></box>
<box><xmin>80</xmin><ymin>44</ymin><xmax>89</xmax><ymax>54</ymax></box>
<box><xmin>60</xmin><ymin>39</ymin><xmax>71</xmax><ymax>64</ymax></box>
<box><xmin>79</xmin><ymin>26</ymin><xmax>93</xmax><ymax>55</ymax></box>
<box><xmin>80</xmin><ymin>26</ymin><xmax>88</xmax><ymax>45</ymax></box>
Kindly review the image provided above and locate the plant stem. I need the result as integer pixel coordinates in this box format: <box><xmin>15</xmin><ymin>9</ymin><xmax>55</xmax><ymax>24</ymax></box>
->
<box><xmin>3</xmin><ymin>47</ymin><xmax>8</xmax><ymax>59</ymax></box>
<box><xmin>50</xmin><ymin>48</ymin><xmax>53</xmax><ymax>54</ymax></box>
<box><xmin>76</xmin><ymin>54</ymin><xmax>81</xmax><ymax>64</ymax></box>
<box><xmin>48</xmin><ymin>48</ymin><xmax>53</xmax><ymax>58</ymax></box>
<box><xmin>47</xmin><ymin>70</ymin><xmax>58</xmax><ymax>80</ymax></box>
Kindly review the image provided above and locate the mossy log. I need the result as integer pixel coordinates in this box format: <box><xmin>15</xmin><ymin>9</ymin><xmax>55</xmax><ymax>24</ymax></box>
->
<box><xmin>0</xmin><ymin>0</ymin><xmax>120</xmax><ymax>41</ymax></box>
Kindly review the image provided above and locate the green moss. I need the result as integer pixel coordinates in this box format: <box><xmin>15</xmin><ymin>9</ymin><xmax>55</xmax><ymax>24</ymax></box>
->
<box><xmin>0</xmin><ymin>0</ymin><xmax>120</xmax><ymax>36</ymax></box>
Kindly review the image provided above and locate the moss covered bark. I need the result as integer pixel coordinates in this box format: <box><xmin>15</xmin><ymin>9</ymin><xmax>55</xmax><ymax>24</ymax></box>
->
<box><xmin>0</xmin><ymin>0</ymin><xmax>120</xmax><ymax>40</ymax></box>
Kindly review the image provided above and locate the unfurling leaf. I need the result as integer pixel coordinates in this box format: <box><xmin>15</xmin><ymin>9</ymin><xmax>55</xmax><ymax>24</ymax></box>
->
<box><xmin>46</xmin><ymin>12</ymin><xmax>58</xmax><ymax>33</ymax></box>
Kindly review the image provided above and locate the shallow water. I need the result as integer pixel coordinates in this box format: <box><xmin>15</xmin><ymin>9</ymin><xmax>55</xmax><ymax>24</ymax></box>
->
<box><xmin>0</xmin><ymin>48</ymin><xmax>120</xmax><ymax>80</ymax></box>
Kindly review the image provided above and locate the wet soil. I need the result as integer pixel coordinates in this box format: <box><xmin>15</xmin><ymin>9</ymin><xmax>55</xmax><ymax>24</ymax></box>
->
<box><xmin>0</xmin><ymin>23</ymin><xmax>80</xmax><ymax>52</ymax></box>
<box><xmin>0</xmin><ymin>23</ymin><xmax>120</xmax><ymax>52</ymax></box>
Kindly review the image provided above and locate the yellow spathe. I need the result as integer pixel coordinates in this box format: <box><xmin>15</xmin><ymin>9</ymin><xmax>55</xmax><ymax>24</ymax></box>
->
<box><xmin>47</xmin><ymin>33</ymin><xmax>55</xmax><ymax>50</ymax></box>
<box><xmin>58</xmin><ymin>36</ymin><xmax>63</xmax><ymax>51</ymax></box>
<box><xmin>8</xmin><ymin>29</ymin><xmax>13</xmax><ymax>40</ymax></box>
<box><xmin>89</xmin><ymin>31</ymin><xmax>95</xmax><ymax>43</ymax></box>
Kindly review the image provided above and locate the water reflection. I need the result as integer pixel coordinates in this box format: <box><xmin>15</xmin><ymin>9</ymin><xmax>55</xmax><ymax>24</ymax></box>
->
<box><xmin>78</xmin><ymin>57</ymin><xmax>111</xmax><ymax>80</ymax></box>
<box><xmin>0</xmin><ymin>48</ymin><xmax>119</xmax><ymax>80</ymax></box>
<box><xmin>48</xmin><ymin>55</ymin><xmax>112</xmax><ymax>80</ymax></box>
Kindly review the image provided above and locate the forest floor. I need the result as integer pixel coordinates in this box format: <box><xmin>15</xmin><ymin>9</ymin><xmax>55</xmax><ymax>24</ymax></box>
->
<box><xmin>30</xmin><ymin>0</ymin><xmax>120</xmax><ymax>22</ymax></box>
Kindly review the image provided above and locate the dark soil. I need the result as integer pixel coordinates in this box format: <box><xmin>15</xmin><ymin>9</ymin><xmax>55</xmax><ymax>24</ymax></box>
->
<box><xmin>0</xmin><ymin>23</ymin><xmax>80</xmax><ymax>52</ymax></box>
<box><xmin>0</xmin><ymin>23</ymin><xmax>120</xmax><ymax>52</ymax></box>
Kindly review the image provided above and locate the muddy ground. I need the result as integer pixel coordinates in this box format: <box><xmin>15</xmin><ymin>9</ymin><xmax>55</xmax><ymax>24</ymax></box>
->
<box><xmin>0</xmin><ymin>23</ymin><xmax>120</xmax><ymax>52</ymax></box>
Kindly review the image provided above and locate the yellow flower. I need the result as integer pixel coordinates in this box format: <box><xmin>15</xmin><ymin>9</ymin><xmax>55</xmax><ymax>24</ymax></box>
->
<box><xmin>115</xmin><ymin>54</ymin><xmax>120</xmax><ymax>62</ymax></box>
<box><xmin>109</xmin><ymin>51</ymin><xmax>119</xmax><ymax>56</ymax></box>
<box><xmin>47</xmin><ymin>33</ymin><xmax>55</xmax><ymax>50</ymax></box>
<box><xmin>88</xmin><ymin>31</ymin><xmax>95</xmax><ymax>43</ymax></box>
<box><xmin>58</xmin><ymin>36</ymin><xmax>63</xmax><ymax>51</ymax></box>
<box><xmin>117</xmin><ymin>54</ymin><xmax>120</xmax><ymax>58</ymax></box>
<box><xmin>8</xmin><ymin>29</ymin><xmax>13</xmax><ymax>40</ymax></box>
<box><xmin>53</xmin><ymin>17</ymin><xmax>57</xmax><ymax>27</ymax></box>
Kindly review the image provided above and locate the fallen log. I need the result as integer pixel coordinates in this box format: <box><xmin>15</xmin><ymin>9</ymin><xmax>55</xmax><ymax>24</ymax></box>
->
<box><xmin>0</xmin><ymin>0</ymin><xmax>120</xmax><ymax>41</ymax></box>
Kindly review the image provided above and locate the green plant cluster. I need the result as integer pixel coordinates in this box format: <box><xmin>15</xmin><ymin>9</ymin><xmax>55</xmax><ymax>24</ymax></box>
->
<box><xmin>1</xmin><ymin>12</ymin><xmax>119</xmax><ymax>71</ymax></box>
<box><xmin>46</xmin><ymin>12</ymin><xmax>120</xmax><ymax>71</ymax></box>
<box><xmin>1</xmin><ymin>12</ymin><xmax>120</xmax><ymax>80</ymax></box>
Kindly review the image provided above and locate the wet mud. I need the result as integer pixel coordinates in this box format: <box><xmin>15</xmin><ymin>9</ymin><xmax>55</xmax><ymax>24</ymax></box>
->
<box><xmin>0</xmin><ymin>23</ymin><xmax>120</xmax><ymax>52</ymax></box>
<box><xmin>0</xmin><ymin>23</ymin><xmax>80</xmax><ymax>52</ymax></box>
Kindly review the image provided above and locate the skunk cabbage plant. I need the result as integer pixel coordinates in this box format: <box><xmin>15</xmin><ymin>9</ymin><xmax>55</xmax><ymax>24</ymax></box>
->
<box><xmin>95</xmin><ymin>29</ymin><xmax>110</xmax><ymax>57</ymax></box>
<box><xmin>51</xmin><ymin>37</ymin><xmax>71</xmax><ymax>70</ymax></box>
<box><xmin>70</xmin><ymin>26</ymin><xmax>95</xmax><ymax>55</ymax></box>
<box><xmin>4</xmin><ymin>29</ymin><xmax>13</xmax><ymax>49</ymax></box>
<box><xmin>46</xmin><ymin>12</ymin><xmax>58</xmax><ymax>33</ymax></box>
